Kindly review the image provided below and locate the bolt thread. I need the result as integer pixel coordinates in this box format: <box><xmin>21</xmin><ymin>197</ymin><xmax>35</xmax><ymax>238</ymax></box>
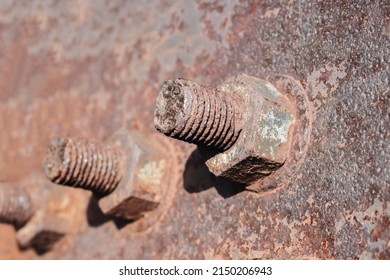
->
<box><xmin>0</xmin><ymin>185</ymin><xmax>34</xmax><ymax>228</ymax></box>
<box><xmin>44</xmin><ymin>137</ymin><xmax>124</xmax><ymax>195</ymax></box>
<box><xmin>154</xmin><ymin>79</ymin><xmax>242</xmax><ymax>150</ymax></box>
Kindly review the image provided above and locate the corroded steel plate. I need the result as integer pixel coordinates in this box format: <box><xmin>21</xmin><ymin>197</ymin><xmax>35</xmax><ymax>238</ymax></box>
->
<box><xmin>0</xmin><ymin>0</ymin><xmax>389</xmax><ymax>259</ymax></box>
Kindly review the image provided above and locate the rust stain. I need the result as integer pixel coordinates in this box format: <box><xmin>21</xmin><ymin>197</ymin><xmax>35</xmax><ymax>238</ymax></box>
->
<box><xmin>0</xmin><ymin>0</ymin><xmax>389</xmax><ymax>260</ymax></box>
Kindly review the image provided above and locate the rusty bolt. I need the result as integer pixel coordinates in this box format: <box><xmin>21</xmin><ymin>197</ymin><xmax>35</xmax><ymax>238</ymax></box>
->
<box><xmin>44</xmin><ymin>130</ymin><xmax>174</xmax><ymax>220</ymax></box>
<box><xmin>154</xmin><ymin>78</ymin><xmax>243</xmax><ymax>151</ymax></box>
<box><xmin>0</xmin><ymin>173</ymin><xmax>77</xmax><ymax>254</ymax></box>
<box><xmin>0</xmin><ymin>185</ymin><xmax>34</xmax><ymax>229</ymax></box>
<box><xmin>154</xmin><ymin>74</ymin><xmax>295</xmax><ymax>185</ymax></box>
<box><xmin>44</xmin><ymin>137</ymin><xmax>124</xmax><ymax>195</ymax></box>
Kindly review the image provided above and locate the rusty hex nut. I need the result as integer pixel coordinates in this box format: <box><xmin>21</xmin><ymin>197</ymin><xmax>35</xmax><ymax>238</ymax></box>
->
<box><xmin>15</xmin><ymin>173</ymin><xmax>77</xmax><ymax>253</ymax></box>
<box><xmin>98</xmin><ymin>130</ymin><xmax>171</xmax><ymax>220</ymax></box>
<box><xmin>201</xmin><ymin>74</ymin><xmax>295</xmax><ymax>185</ymax></box>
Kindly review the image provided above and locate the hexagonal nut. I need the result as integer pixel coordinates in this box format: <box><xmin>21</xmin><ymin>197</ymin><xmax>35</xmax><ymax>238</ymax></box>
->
<box><xmin>203</xmin><ymin>74</ymin><xmax>295</xmax><ymax>185</ymax></box>
<box><xmin>16</xmin><ymin>175</ymin><xmax>76</xmax><ymax>254</ymax></box>
<box><xmin>98</xmin><ymin>130</ymin><xmax>171</xmax><ymax>220</ymax></box>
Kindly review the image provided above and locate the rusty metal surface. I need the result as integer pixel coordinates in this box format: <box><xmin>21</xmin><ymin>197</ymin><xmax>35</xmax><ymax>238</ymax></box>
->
<box><xmin>0</xmin><ymin>0</ymin><xmax>389</xmax><ymax>259</ymax></box>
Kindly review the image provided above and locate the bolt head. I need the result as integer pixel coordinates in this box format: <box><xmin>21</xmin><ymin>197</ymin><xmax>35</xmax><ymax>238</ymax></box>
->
<box><xmin>203</xmin><ymin>74</ymin><xmax>295</xmax><ymax>185</ymax></box>
<box><xmin>16</xmin><ymin>174</ymin><xmax>76</xmax><ymax>254</ymax></box>
<box><xmin>98</xmin><ymin>131</ymin><xmax>170</xmax><ymax>220</ymax></box>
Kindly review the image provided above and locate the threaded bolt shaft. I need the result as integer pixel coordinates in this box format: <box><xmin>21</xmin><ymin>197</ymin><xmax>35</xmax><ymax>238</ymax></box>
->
<box><xmin>0</xmin><ymin>185</ymin><xmax>34</xmax><ymax>228</ymax></box>
<box><xmin>154</xmin><ymin>79</ymin><xmax>243</xmax><ymax>151</ymax></box>
<box><xmin>44</xmin><ymin>137</ymin><xmax>124</xmax><ymax>195</ymax></box>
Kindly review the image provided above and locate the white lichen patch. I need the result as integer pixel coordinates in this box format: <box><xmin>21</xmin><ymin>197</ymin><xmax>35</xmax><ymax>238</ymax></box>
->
<box><xmin>138</xmin><ymin>160</ymin><xmax>166</xmax><ymax>186</ymax></box>
<box><xmin>307</xmin><ymin>64</ymin><xmax>347</xmax><ymax>109</ymax></box>
<box><xmin>261</xmin><ymin>108</ymin><xmax>291</xmax><ymax>145</ymax></box>
<box><xmin>264</xmin><ymin>82</ymin><xmax>280</xmax><ymax>97</ymax></box>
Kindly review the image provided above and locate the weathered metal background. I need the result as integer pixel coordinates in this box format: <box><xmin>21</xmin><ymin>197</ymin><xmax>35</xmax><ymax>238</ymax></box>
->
<box><xmin>0</xmin><ymin>0</ymin><xmax>389</xmax><ymax>259</ymax></box>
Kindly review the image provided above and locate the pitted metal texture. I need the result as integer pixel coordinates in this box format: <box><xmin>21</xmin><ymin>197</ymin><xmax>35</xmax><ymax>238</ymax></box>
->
<box><xmin>0</xmin><ymin>0</ymin><xmax>388</xmax><ymax>260</ymax></box>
